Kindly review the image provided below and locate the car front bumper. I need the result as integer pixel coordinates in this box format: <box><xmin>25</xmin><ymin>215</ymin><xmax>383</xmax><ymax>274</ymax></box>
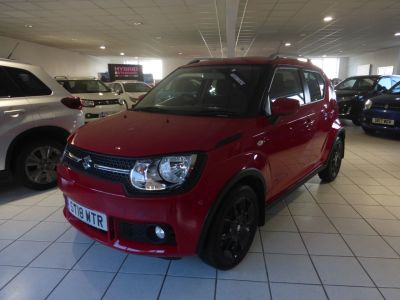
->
<box><xmin>361</xmin><ymin>109</ymin><xmax>400</xmax><ymax>133</ymax></box>
<box><xmin>57</xmin><ymin>164</ymin><xmax>214</xmax><ymax>257</ymax></box>
<box><xmin>338</xmin><ymin>100</ymin><xmax>364</xmax><ymax>120</ymax></box>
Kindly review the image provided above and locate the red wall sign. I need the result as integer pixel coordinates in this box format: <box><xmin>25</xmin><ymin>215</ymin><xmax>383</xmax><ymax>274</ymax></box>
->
<box><xmin>108</xmin><ymin>64</ymin><xmax>144</xmax><ymax>81</ymax></box>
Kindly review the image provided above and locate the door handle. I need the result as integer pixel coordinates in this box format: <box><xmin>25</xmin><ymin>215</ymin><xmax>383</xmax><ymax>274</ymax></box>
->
<box><xmin>304</xmin><ymin>118</ymin><xmax>315</xmax><ymax>127</ymax></box>
<box><xmin>4</xmin><ymin>109</ymin><xmax>25</xmax><ymax>118</ymax></box>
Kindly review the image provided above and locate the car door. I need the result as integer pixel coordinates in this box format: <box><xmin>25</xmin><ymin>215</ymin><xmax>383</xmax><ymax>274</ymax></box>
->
<box><xmin>260</xmin><ymin>67</ymin><xmax>313</xmax><ymax>196</ymax></box>
<box><xmin>0</xmin><ymin>67</ymin><xmax>31</xmax><ymax>171</ymax></box>
<box><xmin>301</xmin><ymin>69</ymin><xmax>330</xmax><ymax>169</ymax></box>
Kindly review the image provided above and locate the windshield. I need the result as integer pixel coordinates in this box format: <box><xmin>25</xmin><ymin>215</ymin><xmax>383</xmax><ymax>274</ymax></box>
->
<box><xmin>123</xmin><ymin>82</ymin><xmax>151</xmax><ymax>93</ymax></box>
<box><xmin>336</xmin><ymin>77</ymin><xmax>378</xmax><ymax>91</ymax></box>
<box><xmin>58</xmin><ymin>80</ymin><xmax>111</xmax><ymax>93</ymax></box>
<box><xmin>389</xmin><ymin>81</ymin><xmax>400</xmax><ymax>94</ymax></box>
<box><xmin>133</xmin><ymin>65</ymin><xmax>267</xmax><ymax>117</ymax></box>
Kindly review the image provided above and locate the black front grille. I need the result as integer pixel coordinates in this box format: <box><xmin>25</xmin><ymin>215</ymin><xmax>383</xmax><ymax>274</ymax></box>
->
<box><xmin>93</xmin><ymin>99</ymin><xmax>120</xmax><ymax>106</ymax></box>
<box><xmin>372</xmin><ymin>103</ymin><xmax>400</xmax><ymax>111</ymax></box>
<box><xmin>62</xmin><ymin>144</ymin><xmax>135</xmax><ymax>186</ymax></box>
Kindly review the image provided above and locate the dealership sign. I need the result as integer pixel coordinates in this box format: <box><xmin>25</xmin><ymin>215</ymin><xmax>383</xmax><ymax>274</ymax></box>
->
<box><xmin>108</xmin><ymin>64</ymin><xmax>144</xmax><ymax>81</ymax></box>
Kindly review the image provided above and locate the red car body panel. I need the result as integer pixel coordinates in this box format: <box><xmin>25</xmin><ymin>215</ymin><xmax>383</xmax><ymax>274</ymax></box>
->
<box><xmin>58</xmin><ymin>57</ymin><xmax>344</xmax><ymax>257</ymax></box>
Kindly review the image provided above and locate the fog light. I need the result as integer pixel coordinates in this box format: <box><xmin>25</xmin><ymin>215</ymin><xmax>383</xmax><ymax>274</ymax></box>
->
<box><xmin>155</xmin><ymin>226</ymin><xmax>166</xmax><ymax>239</ymax></box>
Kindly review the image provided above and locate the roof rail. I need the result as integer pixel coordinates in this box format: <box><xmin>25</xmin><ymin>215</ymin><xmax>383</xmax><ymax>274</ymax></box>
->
<box><xmin>186</xmin><ymin>58</ymin><xmax>222</xmax><ymax>65</ymax></box>
<box><xmin>269</xmin><ymin>53</ymin><xmax>311</xmax><ymax>62</ymax></box>
<box><xmin>54</xmin><ymin>75</ymin><xmax>68</xmax><ymax>79</ymax></box>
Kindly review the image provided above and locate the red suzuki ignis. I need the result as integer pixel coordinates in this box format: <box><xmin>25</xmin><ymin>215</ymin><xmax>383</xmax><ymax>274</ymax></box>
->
<box><xmin>58</xmin><ymin>57</ymin><xmax>345</xmax><ymax>270</ymax></box>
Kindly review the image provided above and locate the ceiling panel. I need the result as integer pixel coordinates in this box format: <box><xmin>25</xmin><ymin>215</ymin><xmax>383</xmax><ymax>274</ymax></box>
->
<box><xmin>0</xmin><ymin>0</ymin><xmax>399</xmax><ymax>58</ymax></box>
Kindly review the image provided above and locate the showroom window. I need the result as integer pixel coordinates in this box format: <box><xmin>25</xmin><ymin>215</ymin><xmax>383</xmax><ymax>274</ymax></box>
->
<box><xmin>303</xmin><ymin>70</ymin><xmax>325</xmax><ymax>102</ymax></box>
<box><xmin>5</xmin><ymin>67</ymin><xmax>52</xmax><ymax>96</ymax></box>
<box><xmin>311</xmin><ymin>57</ymin><xmax>340</xmax><ymax>79</ymax></box>
<box><xmin>269</xmin><ymin>68</ymin><xmax>305</xmax><ymax>104</ymax></box>
<box><xmin>125</xmin><ymin>59</ymin><xmax>163</xmax><ymax>80</ymax></box>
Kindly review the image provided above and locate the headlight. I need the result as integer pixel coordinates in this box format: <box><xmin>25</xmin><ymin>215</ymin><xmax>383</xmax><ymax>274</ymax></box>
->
<box><xmin>364</xmin><ymin>99</ymin><xmax>373</xmax><ymax>110</ymax></box>
<box><xmin>81</xmin><ymin>99</ymin><xmax>95</xmax><ymax>107</ymax></box>
<box><xmin>129</xmin><ymin>97</ymin><xmax>139</xmax><ymax>105</ymax></box>
<box><xmin>130</xmin><ymin>154</ymin><xmax>197</xmax><ymax>191</ymax></box>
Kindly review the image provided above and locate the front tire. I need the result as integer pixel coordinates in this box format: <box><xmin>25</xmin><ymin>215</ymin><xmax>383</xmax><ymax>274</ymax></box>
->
<box><xmin>15</xmin><ymin>140</ymin><xmax>64</xmax><ymax>190</ymax></box>
<box><xmin>318</xmin><ymin>137</ymin><xmax>344</xmax><ymax>182</ymax></box>
<box><xmin>200</xmin><ymin>185</ymin><xmax>259</xmax><ymax>270</ymax></box>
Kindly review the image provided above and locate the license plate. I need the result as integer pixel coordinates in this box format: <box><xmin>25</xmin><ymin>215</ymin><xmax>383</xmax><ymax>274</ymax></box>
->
<box><xmin>67</xmin><ymin>198</ymin><xmax>108</xmax><ymax>231</ymax></box>
<box><xmin>372</xmin><ymin>118</ymin><xmax>395</xmax><ymax>126</ymax></box>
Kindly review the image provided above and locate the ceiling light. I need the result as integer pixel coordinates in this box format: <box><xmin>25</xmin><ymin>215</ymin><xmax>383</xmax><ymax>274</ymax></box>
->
<box><xmin>322</xmin><ymin>54</ymin><xmax>327</xmax><ymax>57</ymax></box>
<box><xmin>284</xmin><ymin>42</ymin><xmax>291</xmax><ymax>47</ymax></box>
<box><xmin>99</xmin><ymin>45</ymin><xmax>106</xmax><ymax>50</ymax></box>
<box><xmin>155</xmin><ymin>36</ymin><xmax>162</xmax><ymax>40</ymax></box>
<box><xmin>120</xmin><ymin>52</ymin><xmax>125</xmax><ymax>56</ymax></box>
<box><xmin>24</xmin><ymin>24</ymin><xmax>33</xmax><ymax>28</ymax></box>
<box><xmin>178</xmin><ymin>52</ymin><xmax>183</xmax><ymax>55</ymax></box>
<box><xmin>323</xmin><ymin>16</ymin><xmax>333</xmax><ymax>22</ymax></box>
<box><xmin>394</xmin><ymin>32</ymin><xmax>400</xmax><ymax>37</ymax></box>
<box><xmin>133</xmin><ymin>22</ymin><xmax>143</xmax><ymax>26</ymax></box>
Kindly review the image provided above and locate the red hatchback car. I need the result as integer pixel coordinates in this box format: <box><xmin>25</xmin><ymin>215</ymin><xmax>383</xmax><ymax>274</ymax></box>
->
<box><xmin>58</xmin><ymin>57</ymin><xmax>345</xmax><ymax>270</ymax></box>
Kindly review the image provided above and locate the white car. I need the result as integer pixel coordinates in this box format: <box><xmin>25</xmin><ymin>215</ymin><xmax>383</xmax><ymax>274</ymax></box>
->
<box><xmin>108</xmin><ymin>80</ymin><xmax>152</xmax><ymax>107</ymax></box>
<box><xmin>56</xmin><ymin>77</ymin><xmax>125</xmax><ymax>122</ymax></box>
<box><xmin>0</xmin><ymin>59</ymin><xmax>84</xmax><ymax>190</ymax></box>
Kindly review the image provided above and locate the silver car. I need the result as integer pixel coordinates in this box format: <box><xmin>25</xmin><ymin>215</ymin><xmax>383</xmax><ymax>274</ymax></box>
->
<box><xmin>0</xmin><ymin>59</ymin><xmax>84</xmax><ymax>190</ymax></box>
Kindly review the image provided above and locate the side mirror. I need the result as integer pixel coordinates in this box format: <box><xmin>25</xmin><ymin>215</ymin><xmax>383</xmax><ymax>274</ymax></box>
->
<box><xmin>271</xmin><ymin>97</ymin><xmax>300</xmax><ymax>116</ymax></box>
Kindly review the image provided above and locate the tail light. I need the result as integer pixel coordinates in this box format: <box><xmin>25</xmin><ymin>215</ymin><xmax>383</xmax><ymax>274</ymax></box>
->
<box><xmin>61</xmin><ymin>97</ymin><xmax>82</xmax><ymax>110</ymax></box>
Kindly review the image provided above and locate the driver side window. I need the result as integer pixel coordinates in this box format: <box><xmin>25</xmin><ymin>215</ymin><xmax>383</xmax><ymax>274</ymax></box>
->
<box><xmin>269</xmin><ymin>68</ymin><xmax>305</xmax><ymax>104</ymax></box>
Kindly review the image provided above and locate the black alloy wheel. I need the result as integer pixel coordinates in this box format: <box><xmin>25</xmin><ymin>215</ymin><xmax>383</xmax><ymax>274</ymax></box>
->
<box><xmin>318</xmin><ymin>137</ymin><xmax>344</xmax><ymax>182</ymax></box>
<box><xmin>201</xmin><ymin>185</ymin><xmax>259</xmax><ymax>270</ymax></box>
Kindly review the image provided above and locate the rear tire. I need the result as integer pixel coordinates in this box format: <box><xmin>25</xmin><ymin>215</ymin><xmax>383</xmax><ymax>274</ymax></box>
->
<box><xmin>15</xmin><ymin>139</ymin><xmax>64</xmax><ymax>190</ymax></box>
<box><xmin>200</xmin><ymin>185</ymin><xmax>259</xmax><ymax>270</ymax></box>
<box><xmin>318</xmin><ymin>137</ymin><xmax>343</xmax><ymax>182</ymax></box>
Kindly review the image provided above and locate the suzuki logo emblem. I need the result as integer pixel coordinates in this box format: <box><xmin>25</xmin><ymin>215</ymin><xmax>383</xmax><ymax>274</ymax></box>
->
<box><xmin>82</xmin><ymin>156</ymin><xmax>92</xmax><ymax>170</ymax></box>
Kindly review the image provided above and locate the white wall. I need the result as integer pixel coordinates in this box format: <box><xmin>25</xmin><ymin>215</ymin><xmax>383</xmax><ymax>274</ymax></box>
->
<box><xmin>347</xmin><ymin>47</ymin><xmax>400</xmax><ymax>76</ymax></box>
<box><xmin>162</xmin><ymin>57</ymin><xmax>190</xmax><ymax>77</ymax></box>
<box><xmin>0</xmin><ymin>36</ymin><xmax>107</xmax><ymax>77</ymax></box>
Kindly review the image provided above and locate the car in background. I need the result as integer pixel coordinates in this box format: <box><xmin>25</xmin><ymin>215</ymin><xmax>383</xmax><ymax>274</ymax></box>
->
<box><xmin>58</xmin><ymin>56</ymin><xmax>345</xmax><ymax>270</ymax></box>
<box><xmin>108</xmin><ymin>80</ymin><xmax>152</xmax><ymax>107</ymax></box>
<box><xmin>56</xmin><ymin>77</ymin><xmax>125</xmax><ymax>122</ymax></box>
<box><xmin>0</xmin><ymin>59</ymin><xmax>84</xmax><ymax>190</ymax></box>
<box><xmin>335</xmin><ymin>75</ymin><xmax>400</xmax><ymax>125</ymax></box>
<box><xmin>361</xmin><ymin>81</ymin><xmax>400</xmax><ymax>134</ymax></box>
<box><xmin>330</xmin><ymin>78</ymin><xmax>342</xmax><ymax>86</ymax></box>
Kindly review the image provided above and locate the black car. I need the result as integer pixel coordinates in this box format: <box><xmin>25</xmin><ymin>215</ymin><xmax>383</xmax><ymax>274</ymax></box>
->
<box><xmin>335</xmin><ymin>75</ymin><xmax>400</xmax><ymax>125</ymax></box>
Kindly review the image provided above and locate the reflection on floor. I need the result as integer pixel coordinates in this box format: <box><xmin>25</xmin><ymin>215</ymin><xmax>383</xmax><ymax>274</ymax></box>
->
<box><xmin>0</xmin><ymin>125</ymin><xmax>400</xmax><ymax>299</ymax></box>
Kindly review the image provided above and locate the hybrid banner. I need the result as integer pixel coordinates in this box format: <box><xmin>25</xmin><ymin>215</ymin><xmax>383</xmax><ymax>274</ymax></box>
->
<box><xmin>108</xmin><ymin>64</ymin><xmax>144</xmax><ymax>81</ymax></box>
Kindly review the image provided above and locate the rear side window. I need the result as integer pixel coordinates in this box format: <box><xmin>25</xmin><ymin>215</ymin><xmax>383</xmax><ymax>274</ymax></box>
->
<box><xmin>0</xmin><ymin>67</ymin><xmax>23</xmax><ymax>98</ymax></box>
<box><xmin>5</xmin><ymin>67</ymin><xmax>52</xmax><ymax>96</ymax></box>
<box><xmin>269</xmin><ymin>68</ymin><xmax>305</xmax><ymax>104</ymax></box>
<box><xmin>303</xmin><ymin>70</ymin><xmax>325</xmax><ymax>102</ymax></box>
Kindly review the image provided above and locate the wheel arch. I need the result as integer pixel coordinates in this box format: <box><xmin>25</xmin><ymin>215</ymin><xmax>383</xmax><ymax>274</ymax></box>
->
<box><xmin>196</xmin><ymin>168</ymin><xmax>267</xmax><ymax>254</ymax></box>
<box><xmin>6</xmin><ymin>126</ymin><xmax>70</xmax><ymax>172</ymax></box>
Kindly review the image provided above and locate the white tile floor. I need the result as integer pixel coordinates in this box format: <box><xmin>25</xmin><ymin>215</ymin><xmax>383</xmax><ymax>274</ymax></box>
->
<box><xmin>0</xmin><ymin>125</ymin><xmax>400</xmax><ymax>300</ymax></box>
